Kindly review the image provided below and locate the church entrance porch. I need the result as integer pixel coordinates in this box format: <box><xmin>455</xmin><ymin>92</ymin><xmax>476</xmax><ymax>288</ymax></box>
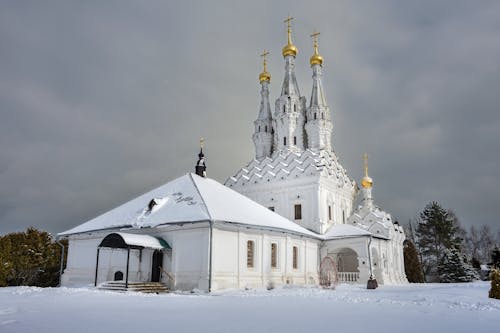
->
<box><xmin>331</xmin><ymin>247</ymin><xmax>360</xmax><ymax>284</ymax></box>
<box><xmin>94</xmin><ymin>232</ymin><xmax>171</xmax><ymax>292</ymax></box>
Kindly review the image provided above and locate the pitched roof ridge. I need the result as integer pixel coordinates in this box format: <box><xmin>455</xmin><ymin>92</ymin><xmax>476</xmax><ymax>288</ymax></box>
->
<box><xmin>189</xmin><ymin>173</ymin><xmax>214</xmax><ymax>221</ymax></box>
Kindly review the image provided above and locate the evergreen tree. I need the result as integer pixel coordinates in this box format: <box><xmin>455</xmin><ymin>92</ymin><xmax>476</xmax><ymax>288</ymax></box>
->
<box><xmin>438</xmin><ymin>248</ymin><xmax>478</xmax><ymax>283</ymax></box>
<box><xmin>403</xmin><ymin>240</ymin><xmax>425</xmax><ymax>283</ymax></box>
<box><xmin>416</xmin><ymin>202</ymin><xmax>462</xmax><ymax>281</ymax></box>
<box><xmin>489</xmin><ymin>269</ymin><xmax>500</xmax><ymax>299</ymax></box>
<box><xmin>0</xmin><ymin>235</ymin><xmax>13</xmax><ymax>287</ymax></box>
<box><xmin>0</xmin><ymin>227</ymin><xmax>67</xmax><ymax>287</ymax></box>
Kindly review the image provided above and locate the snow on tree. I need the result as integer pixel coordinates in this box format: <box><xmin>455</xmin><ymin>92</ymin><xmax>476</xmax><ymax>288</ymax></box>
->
<box><xmin>438</xmin><ymin>248</ymin><xmax>478</xmax><ymax>283</ymax></box>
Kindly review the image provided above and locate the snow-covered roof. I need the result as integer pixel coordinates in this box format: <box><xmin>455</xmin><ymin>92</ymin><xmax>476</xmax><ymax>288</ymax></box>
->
<box><xmin>99</xmin><ymin>232</ymin><xmax>169</xmax><ymax>250</ymax></box>
<box><xmin>323</xmin><ymin>224</ymin><xmax>371</xmax><ymax>240</ymax></box>
<box><xmin>59</xmin><ymin>173</ymin><xmax>319</xmax><ymax>238</ymax></box>
<box><xmin>225</xmin><ymin>149</ymin><xmax>355</xmax><ymax>189</ymax></box>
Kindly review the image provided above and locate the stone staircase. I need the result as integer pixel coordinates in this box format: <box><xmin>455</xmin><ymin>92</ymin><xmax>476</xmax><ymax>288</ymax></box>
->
<box><xmin>98</xmin><ymin>281</ymin><xmax>169</xmax><ymax>293</ymax></box>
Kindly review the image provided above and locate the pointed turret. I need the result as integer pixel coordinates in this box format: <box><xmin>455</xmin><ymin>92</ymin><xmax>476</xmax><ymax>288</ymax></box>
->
<box><xmin>280</xmin><ymin>16</ymin><xmax>301</xmax><ymax>97</ymax></box>
<box><xmin>274</xmin><ymin>16</ymin><xmax>307</xmax><ymax>153</ymax></box>
<box><xmin>195</xmin><ymin>138</ymin><xmax>207</xmax><ymax>177</ymax></box>
<box><xmin>305</xmin><ymin>31</ymin><xmax>333</xmax><ymax>151</ymax></box>
<box><xmin>253</xmin><ymin>51</ymin><xmax>274</xmax><ymax>160</ymax></box>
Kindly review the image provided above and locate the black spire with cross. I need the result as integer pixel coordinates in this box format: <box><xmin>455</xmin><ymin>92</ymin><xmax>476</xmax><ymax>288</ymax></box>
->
<box><xmin>195</xmin><ymin>138</ymin><xmax>207</xmax><ymax>177</ymax></box>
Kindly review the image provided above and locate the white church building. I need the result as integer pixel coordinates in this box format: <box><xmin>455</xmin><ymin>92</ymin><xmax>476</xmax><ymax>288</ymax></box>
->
<box><xmin>59</xmin><ymin>19</ymin><xmax>407</xmax><ymax>291</ymax></box>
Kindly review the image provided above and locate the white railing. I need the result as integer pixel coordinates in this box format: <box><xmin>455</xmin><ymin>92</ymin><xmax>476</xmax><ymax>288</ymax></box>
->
<box><xmin>337</xmin><ymin>272</ymin><xmax>359</xmax><ymax>283</ymax></box>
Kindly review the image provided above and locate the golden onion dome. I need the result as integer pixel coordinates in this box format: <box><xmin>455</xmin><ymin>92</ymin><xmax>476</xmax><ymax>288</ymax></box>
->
<box><xmin>282</xmin><ymin>43</ymin><xmax>298</xmax><ymax>57</ymax></box>
<box><xmin>310</xmin><ymin>31</ymin><xmax>323</xmax><ymax>66</ymax></box>
<box><xmin>310</xmin><ymin>53</ymin><xmax>323</xmax><ymax>66</ymax></box>
<box><xmin>361</xmin><ymin>176</ymin><xmax>373</xmax><ymax>189</ymax></box>
<box><xmin>259</xmin><ymin>71</ymin><xmax>271</xmax><ymax>83</ymax></box>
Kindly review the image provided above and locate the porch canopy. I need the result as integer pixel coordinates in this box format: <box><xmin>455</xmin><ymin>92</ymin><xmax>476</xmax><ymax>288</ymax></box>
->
<box><xmin>98</xmin><ymin>232</ymin><xmax>171</xmax><ymax>250</ymax></box>
<box><xmin>95</xmin><ymin>232</ymin><xmax>170</xmax><ymax>288</ymax></box>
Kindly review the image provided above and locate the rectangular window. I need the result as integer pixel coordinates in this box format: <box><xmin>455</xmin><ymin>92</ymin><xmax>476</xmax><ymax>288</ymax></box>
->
<box><xmin>247</xmin><ymin>240</ymin><xmax>254</xmax><ymax>268</ymax></box>
<box><xmin>268</xmin><ymin>206</ymin><xmax>275</xmax><ymax>211</ymax></box>
<box><xmin>328</xmin><ymin>205</ymin><xmax>332</xmax><ymax>221</ymax></box>
<box><xmin>292</xmin><ymin>246</ymin><xmax>298</xmax><ymax>269</ymax></box>
<box><xmin>284</xmin><ymin>137</ymin><xmax>287</xmax><ymax>146</ymax></box>
<box><xmin>342</xmin><ymin>210</ymin><xmax>345</xmax><ymax>224</ymax></box>
<box><xmin>294</xmin><ymin>204</ymin><xmax>302</xmax><ymax>220</ymax></box>
<box><xmin>293</xmin><ymin>136</ymin><xmax>297</xmax><ymax>145</ymax></box>
<box><xmin>271</xmin><ymin>243</ymin><xmax>278</xmax><ymax>268</ymax></box>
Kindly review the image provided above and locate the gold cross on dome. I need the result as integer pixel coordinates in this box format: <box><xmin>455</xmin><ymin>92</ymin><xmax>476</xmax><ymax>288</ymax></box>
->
<box><xmin>200</xmin><ymin>137</ymin><xmax>205</xmax><ymax>149</ymax></box>
<box><xmin>363</xmin><ymin>153</ymin><xmax>369</xmax><ymax>177</ymax></box>
<box><xmin>310</xmin><ymin>31</ymin><xmax>320</xmax><ymax>45</ymax></box>
<box><xmin>284</xmin><ymin>16</ymin><xmax>295</xmax><ymax>44</ymax></box>
<box><xmin>260</xmin><ymin>50</ymin><xmax>269</xmax><ymax>71</ymax></box>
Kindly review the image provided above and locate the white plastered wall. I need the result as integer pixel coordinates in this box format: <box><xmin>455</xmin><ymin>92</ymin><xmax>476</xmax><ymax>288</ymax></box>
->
<box><xmin>210</xmin><ymin>224</ymin><xmax>319</xmax><ymax>290</ymax></box>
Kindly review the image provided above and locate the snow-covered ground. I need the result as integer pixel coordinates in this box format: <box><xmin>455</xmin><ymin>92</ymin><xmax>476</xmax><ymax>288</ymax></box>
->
<box><xmin>0</xmin><ymin>282</ymin><xmax>498</xmax><ymax>333</ymax></box>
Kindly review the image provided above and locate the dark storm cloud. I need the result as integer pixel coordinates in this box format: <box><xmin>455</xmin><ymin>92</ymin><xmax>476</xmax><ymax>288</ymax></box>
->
<box><xmin>1</xmin><ymin>0</ymin><xmax>499</xmax><ymax>235</ymax></box>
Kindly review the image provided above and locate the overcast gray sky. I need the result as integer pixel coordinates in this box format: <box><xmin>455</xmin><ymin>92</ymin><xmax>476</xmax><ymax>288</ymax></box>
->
<box><xmin>1</xmin><ymin>0</ymin><xmax>499</xmax><ymax>236</ymax></box>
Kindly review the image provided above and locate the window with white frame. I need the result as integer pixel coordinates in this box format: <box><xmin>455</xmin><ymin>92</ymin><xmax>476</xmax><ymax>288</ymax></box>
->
<box><xmin>292</xmin><ymin>246</ymin><xmax>298</xmax><ymax>269</ymax></box>
<box><xmin>271</xmin><ymin>243</ymin><xmax>278</xmax><ymax>268</ymax></box>
<box><xmin>294</xmin><ymin>204</ymin><xmax>302</xmax><ymax>220</ymax></box>
<box><xmin>247</xmin><ymin>240</ymin><xmax>255</xmax><ymax>268</ymax></box>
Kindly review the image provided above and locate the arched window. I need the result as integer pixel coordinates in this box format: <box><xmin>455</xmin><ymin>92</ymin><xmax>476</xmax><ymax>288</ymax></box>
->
<box><xmin>258</xmin><ymin>125</ymin><xmax>261</xmax><ymax>132</ymax></box>
<box><xmin>271</xmin><ymin>243</ymin><xmax>278</xmax><ymax>268</ymax></box>
<box><xmin>293</xmin><ymin>136</ymin><xmax>297</xmax><ymax>145</ymax></box>
<box><xmin>322</xmin><ymin>113</ymin><xmax>324</xmax><ymax>119</ymax></box>
<box><xmin>294</xmin><ymin>104</ymin><xmax>296</xmax><ymax>111</ymax></box>
<box><xmin>283</xmin><ymin>105</ymin><xmax>286</xmax><ymax>112</ymax></box>
<box><xmin>342</xmin><ymin>210</ymin><xmax>345</xmax><ymax>224</ymax></box>
<box><xmin>314</xmin><ymin>113</ymin><xmax>317</xmax><ymax>120</ymax></box>
<box><xmin>247</xmin><ymin>240</ymin><xmax>255</xmax><ymax>268</ymax></box>
<box><xmin>328</xmin><ymin>205</ymin><xmax>332</xmax><ymax>221</ymax></box>
<box><xmin>284</xmin><ymin>137</ymin><xmax>287</xmax><ymax>146</ymax></box>
<box><xmin>293</xmin><ymin>246</ymin><xmax>298</xmax><ymax>269</ymax></box>
<box><xmin>114</xmin><ymin>271</ymin><xmax>123</xmax><ymax>281</ymax></box>
<box><xmin>265</xmin><ymin>125</ymin><xmax>268</xmax><ymax>132</ymax></box>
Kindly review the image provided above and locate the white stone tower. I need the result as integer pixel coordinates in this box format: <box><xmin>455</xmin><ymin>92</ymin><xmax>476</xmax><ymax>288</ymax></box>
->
<box><xmin>252</xmin><ymin>51</ymin><xmax>274</xmax><ymax>160</ymax></box>
<box><xmin>305</xmin><ymin>32</ymin><xmax>333</xmax><ymax>152</ymax></box>
<box><xmin>347</xmin><ymin>154</ymin><xmax>409</xmax><ymax>284</ymax></box>
<box><xmin>226</xmin><ymin>19</ymin><xmax>356</xmax><ymax>235</ymax></box>
<box><xmin>273</xmin><ymin>17</ymin><xmax>307</xmax><ymax>153</ymax></box>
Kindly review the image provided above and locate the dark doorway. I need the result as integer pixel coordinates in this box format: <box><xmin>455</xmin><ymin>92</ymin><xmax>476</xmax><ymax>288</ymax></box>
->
<box><xmin>151</xmin><ymin>250</ymin><xmax>163</xmax><ymax>282</ymax></box>
<box><xmin>114</xmin><ymin>271</ymin><xmax>123</xmax><ymax>281</ymax></box>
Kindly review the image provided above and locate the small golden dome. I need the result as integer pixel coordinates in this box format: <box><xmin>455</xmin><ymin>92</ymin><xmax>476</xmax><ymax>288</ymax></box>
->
<box><xmin>361</xmin><ymin>176</ymin><xmax>373</xmax><ymax>189</ymax></box>
<box><xmin>259</xmin><ymin>50</ymin><xmax>271</xmax><ymax>83</ymax></box>
<box><xmin>310</xmin><ymin>53</ymin><xmax>323</xmax><ymax>66</ymax></box>
<box><xmin>259</xmin><ymin>71</ymin><xmax>271</xmax><ymax>83</ymax></box>
<box><xmin>309</xmin><ymin>31</ymin><xmax>323</xmax><ymax>66</ymax></box>
<box><xmin>361</xmin><ymin>153</ymin><xmax>373</xmax><ymax>188</ymax></box>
